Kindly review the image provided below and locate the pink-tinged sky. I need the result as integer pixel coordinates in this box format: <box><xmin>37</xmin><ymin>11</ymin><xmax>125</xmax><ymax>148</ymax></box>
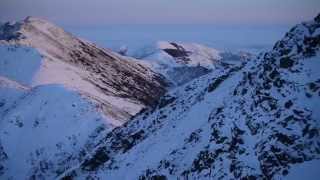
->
<box><xmin>0</xmin><ymin>0</ymin><xmax>319</xmax><ymax>26</ymax></box>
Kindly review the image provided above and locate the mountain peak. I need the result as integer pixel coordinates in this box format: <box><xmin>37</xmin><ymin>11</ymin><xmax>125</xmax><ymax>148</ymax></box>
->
<box><xmin>24</xmin><ymin>16</ymin><xmax>39</xmax><ymax>21</ymax></box>
<box><xmin>0</xmin><ymin>16</ymin><xmax>66</xmax><ymax>43</ymax></box>
<box><xmin>22</xmin><ymin>16</ymin><xmax>60</xmax><ymax>28</ymax></box>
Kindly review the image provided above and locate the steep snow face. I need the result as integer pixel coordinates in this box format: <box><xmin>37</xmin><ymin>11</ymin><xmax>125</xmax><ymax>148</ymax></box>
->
<box><xmin>0</xmin><ymin>84</ymin><xmax>112</xmax><ymax>179</ymax></box>
<box><xmin>59</xmin><ymin>15</ymin><xmax>320</xmax><ymax>179</ymax></box>
<box><xmin>134</xmin><ymin>41</ymin><xmax>251</xmax><ymax>86</ymax></box>
<box><xmin>284</xmin><ymin>159</ymin><xmax>320</xmax><ymax>180</ymax></box>
<box><xmin>0</xmin><ymin>45</ymin><xmax>114</xmax><ymax>179</ymax></box>
<box><xmin>0</xmin><ymin>46</ymin><xmax>41</xmax><ymax>85</ymax></box>
<box><xmin>0</xmin><ymin>17</ymin><xmax>168</xmax><ymax>123</ymax></box>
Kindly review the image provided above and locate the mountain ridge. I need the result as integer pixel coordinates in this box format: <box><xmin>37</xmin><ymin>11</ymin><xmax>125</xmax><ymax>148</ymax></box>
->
<box><xmin>0</xmin><ymin>16</ymin><xmax>168</xmax><ymax>123</ymax></box>
<box><xmin>58</xmin><ymin>14</ymin><xmax>320</xmax><ymax>180</ymax></box>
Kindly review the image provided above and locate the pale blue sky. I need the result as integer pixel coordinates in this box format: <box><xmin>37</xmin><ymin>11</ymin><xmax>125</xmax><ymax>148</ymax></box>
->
<box><xmin>0</xmin><ymin>0</ymin><xmax>319</xmax><ymax>26</ymax></box>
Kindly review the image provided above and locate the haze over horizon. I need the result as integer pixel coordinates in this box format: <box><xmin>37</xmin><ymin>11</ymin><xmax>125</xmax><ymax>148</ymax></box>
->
<box><xmin>1</xmin><ymin>0</ymin><xmax>319</xmax><ymax>27</ymax></box>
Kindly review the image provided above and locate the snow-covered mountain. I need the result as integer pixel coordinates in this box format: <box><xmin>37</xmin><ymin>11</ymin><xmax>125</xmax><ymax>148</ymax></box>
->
<box><xmin>0</xmin><ymin>17</ymin><xmax>168</xmax><ymax>123</ymax></box>
<box><xmin>0</xmin><ymin>17</ymin><xmax>168</xmax><ymax>179</ymax></box>
<box><xmin>52</xmin><ymin>14</ymin><xmax>320</xmax><ymax>180</ymax></box>
<box><xmin>134</xmin><ymin>41</ymin><xmax>251</xmax><ymax>86</ymax></box>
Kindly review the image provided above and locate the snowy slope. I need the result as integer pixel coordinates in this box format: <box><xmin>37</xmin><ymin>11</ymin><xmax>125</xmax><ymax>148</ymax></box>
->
<box><xmin>0</xmin><ymin>45</ymin><xmax>115</xmax><ymax>179</ymax></box>
<box><xmin>0</xmin><ymin>17</ymin><xmax>168</xmax><ymax>123</ymax></box>
<box><xmin>134</xmin><ymin>41</ymin><xmax>251</xmax><ymax>86</ymax></box>
<box><xmin>57</xmin><ymin>14</ymin><xmax>320</xmax><ymax>180</ymax></box>
<box><xmin>0</xmin><ymin>46</ymin><xmax>41</xmax><ymax>85</ymax></box>
<box><xmin>0</xmin><ymin>84</ymin><xmax>111</xmax><ymax>179</ymax></box>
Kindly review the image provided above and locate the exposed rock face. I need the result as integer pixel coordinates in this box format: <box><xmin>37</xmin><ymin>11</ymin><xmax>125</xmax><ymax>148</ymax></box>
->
<box><xmin>314</xmin><ymin>13</ymin><xmax>320</xmax><ymax>23</ymax></box>
<box><xmin>0</xmin><ymin>17</ymin><xmax>168</xmax><ymax>122</ymax></box>
<box><xmin>53</xmin><ymin>15</ymin><xmax>320</xmax><ymax>180</ymax></box>
<box><xmin>162</xmin><ymin>42</ymin><xmax>192</xmax><ymax>64</ymax></box>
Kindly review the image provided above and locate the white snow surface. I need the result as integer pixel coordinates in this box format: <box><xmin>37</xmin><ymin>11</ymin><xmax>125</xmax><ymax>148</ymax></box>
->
<box><xmin>0</xmin><ymin>84</ymin><xmax>111</xmax><ymax>179</ymax></box>
<box><xmin>284</xmin><ymin>159</ymin><xmax>320</xmax><ymax>180</ymax></box>
<box><xmin>0</xmin><ymin>46</ymin><xmax>41</xmax><ymax>85</ymax></box>
<box><xmin>0</xmin><ymin>45</ymin><xmax>114</xmax><ymax>179</ymax></box>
